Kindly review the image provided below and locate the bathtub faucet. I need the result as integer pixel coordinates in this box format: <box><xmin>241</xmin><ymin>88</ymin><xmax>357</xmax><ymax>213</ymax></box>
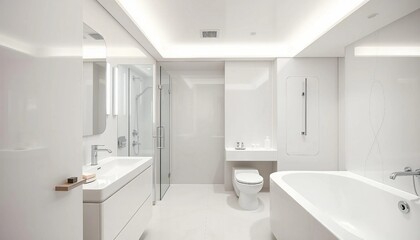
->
<box><xmin>390</xmin><ymin>167</ymin><xmax>420</xmax><ymax>180</ymax></box>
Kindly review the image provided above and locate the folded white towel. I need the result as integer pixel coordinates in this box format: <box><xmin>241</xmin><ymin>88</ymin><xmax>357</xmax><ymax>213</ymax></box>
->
<box><xmin>82</xmin><ymin>172</ymin><xmax>96</xmax><ymax>180</ymax></box>
<box><xmin>85</xmin><ymin>177</ymin><xmax>97</xmax><ymax>183</ymax></box>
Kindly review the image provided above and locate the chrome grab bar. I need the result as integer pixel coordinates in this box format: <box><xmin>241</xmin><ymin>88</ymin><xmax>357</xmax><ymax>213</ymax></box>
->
<box><xmin>301</xmin><ymin>78</ymin><xmax>307</xmax><ymax>136</ymax></box>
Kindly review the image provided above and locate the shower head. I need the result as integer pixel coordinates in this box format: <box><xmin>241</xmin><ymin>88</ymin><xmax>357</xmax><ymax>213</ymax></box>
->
<box><xmin>135</xmin><ymin>87</ymin><xmax>152</xmax><ymax>100</ymax></box>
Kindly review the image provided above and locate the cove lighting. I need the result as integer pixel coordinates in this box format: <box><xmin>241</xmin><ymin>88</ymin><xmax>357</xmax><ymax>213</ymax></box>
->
<box><xmin>115</xmin><ymin>0</ymin><xmax>368</xmax><ymax>58</ymax></box>
<box><xmin>288</xmin><ymin>0</ymin><xmax>368</xmax><ymax>56</ymax></box>
<box><xmin>107</xmin><ymin>47</ymin><xmax>148</xmax><ymax>58</ymax></box>
<box><xmin>0</xmin><ymin>33</ymin><xmax>81</xmax><ymax>57</ymax></box>
<box><xmin>354</xmin><ymin>46</ymin><xmax>420</xmax><ymax>57</ymax></box>
<box><xmin>83</xmin><ymin>46</ymin><xmax>106</xmax><ymax>59</ymax></box>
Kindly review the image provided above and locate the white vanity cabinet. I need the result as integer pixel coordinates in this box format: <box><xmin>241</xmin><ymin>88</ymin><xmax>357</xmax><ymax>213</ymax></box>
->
<box><xmin>83</xmin><ymin>157</ymin><xmax>153</xmax><ymax>240</ymax></box>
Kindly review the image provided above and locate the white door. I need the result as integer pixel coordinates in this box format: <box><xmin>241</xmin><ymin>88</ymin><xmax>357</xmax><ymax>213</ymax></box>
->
<box><xmin>0</xmin><ymin>1</ymin><xmax>83</xmax><ymax>239</ymax></box>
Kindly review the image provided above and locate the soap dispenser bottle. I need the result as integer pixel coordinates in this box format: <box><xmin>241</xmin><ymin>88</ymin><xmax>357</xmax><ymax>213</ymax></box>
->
<box><xmin>264</xmin><ymin>136</ymin><xmax>271</xmax><ymax>149</ymax></box>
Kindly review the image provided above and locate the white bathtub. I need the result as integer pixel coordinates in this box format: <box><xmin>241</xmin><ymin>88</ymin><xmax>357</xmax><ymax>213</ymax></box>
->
<box><xmin>270</xmin><ymin>171</ymin><xmax>420</xmax><ymax>240</ymax></box>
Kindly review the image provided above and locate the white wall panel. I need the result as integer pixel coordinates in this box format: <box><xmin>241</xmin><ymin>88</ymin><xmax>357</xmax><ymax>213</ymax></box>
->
<box><xmin>276</xmin><ymin>58</ymin><xmax>338</xmax><ymax>171</ymax></box>
<box><xmin>344</xmin><ymin>9</ymin><xmax>420</xmax><ymax>194</ymax></box>
<box><xmin>164</xmin><ymin>62</ymin><xmax>225</xmax><ymax>184</ymax></box>
<box><xmin>225</xmin><ymin>61</ymin><xmax>276</xmax><ymax>148</ymax></box>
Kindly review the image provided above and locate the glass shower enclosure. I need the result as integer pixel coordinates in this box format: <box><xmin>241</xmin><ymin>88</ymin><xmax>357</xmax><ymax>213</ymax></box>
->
<box><xmin>116</xmin><ymin>64</ymin><xmax>171</xmax><ymax>200</ymax></box>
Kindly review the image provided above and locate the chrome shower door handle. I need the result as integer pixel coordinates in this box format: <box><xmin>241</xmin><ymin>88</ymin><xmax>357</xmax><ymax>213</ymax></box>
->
<box><xmin>157</xmin><ymin>126</ymin><xmax>165</xmax><ymax>149</ymax></box>
<box><xmin>161</xmin><ymin>126</ymin><xmax>165</xmax><ymax>149</ymax></box>
<box><xmin>157</xmin><ymin>126</ymin><xmax>163</xmax><ymax>149</ymax></box>
<box><xmin>301</xmin><ymin>78</ymin><xmax>307</xmax><ymax>136</ymax></box>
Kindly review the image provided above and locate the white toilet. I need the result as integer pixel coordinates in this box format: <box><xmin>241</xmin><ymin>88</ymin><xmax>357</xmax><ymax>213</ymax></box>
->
<box><xmin>232</xmin><ymin>168</ymin><xmax>264</xmax><ymax>210</ymax></box>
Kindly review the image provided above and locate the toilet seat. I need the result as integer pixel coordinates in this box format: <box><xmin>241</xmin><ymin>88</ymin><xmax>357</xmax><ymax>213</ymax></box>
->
<box><xmin>235</xmin><ymin>173</ymin><xmax>263</xmax><ymax>185</ymax></box>
<box><xmin>232</xmin><ymin>168</ymin><xmax>263</xmax><ymax>210</ymax></box>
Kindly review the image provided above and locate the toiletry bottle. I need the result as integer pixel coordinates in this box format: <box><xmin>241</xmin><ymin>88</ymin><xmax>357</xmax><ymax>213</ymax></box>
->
<box><xmin>264</xmin><ymin>136</ymin><xmax>271</xmax><ymax>149</ymax></box>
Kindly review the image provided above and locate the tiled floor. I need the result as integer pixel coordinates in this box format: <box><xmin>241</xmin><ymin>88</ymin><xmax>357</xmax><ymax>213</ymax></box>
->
<box><xmin>140</xmin><ymin>184</ymin><xmax>275</xmax><ymax>240</ymax></box>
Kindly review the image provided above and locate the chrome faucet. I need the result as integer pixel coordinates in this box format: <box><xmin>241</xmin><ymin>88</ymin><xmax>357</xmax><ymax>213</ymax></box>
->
<box><xmin>91</xmin><ymin>145</ymin><xmax>112</xmax><ymax>166</ymax></box>
<box><xmin>390</xmin><ymin>167</ymin><xmax>420</xmax><ymax>180</ymax></box>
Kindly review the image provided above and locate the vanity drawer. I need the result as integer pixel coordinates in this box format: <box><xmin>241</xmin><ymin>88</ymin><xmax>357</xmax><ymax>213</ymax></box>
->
<box><xmin>101</xmin><ymin>166</ymin><xmax>152</xmax><ymax>240</ymax></box>
<box><xmin>114</xmin><ymin>196</ymin><xmax>152</xmax><ymax>240</ymax></box>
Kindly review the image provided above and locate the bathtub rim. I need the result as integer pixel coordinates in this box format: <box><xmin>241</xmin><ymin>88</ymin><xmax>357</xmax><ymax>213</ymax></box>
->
<box><xmin>270</xmin><ymin>171</ymin><xmax>419</xmax><ymax>240</ymax></box>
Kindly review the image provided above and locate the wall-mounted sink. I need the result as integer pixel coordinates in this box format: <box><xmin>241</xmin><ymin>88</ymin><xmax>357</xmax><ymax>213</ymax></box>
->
<box><xmin>83</xmin><ymin>156</ymin><xmax>152</xmax><ymax>203</ymax></box>
<box><xmin>225</xmin><ymin>147</ymin><xmax>277</xmax><ymax>161</ymax></box>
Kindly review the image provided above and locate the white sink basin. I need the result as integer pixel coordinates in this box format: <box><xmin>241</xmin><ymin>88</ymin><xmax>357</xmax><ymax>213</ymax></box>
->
<box><xmin>225</xmin><ymin>147</ymin><xmax>277</xmax><ymax>161</ymax></box>
<box><xmin>83</xmin><ymin>157</ymin><xmax>152</xmax><ymax>203</ymax></box>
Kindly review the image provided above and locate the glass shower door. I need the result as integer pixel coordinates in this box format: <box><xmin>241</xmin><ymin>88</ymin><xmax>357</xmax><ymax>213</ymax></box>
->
<box><xmin>159</xmin><ymin>67</ymin><xmax>171</xmax><ymax>199</ymax></box>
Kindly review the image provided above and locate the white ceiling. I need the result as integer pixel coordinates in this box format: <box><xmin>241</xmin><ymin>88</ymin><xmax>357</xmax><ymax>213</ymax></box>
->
<box><xmin>298</xmin><ymin>0</ymin><xmax>420</xmax><ymax>57</ymax></box>
<box><xmin>113</xmin><ymin>0</ymin><xmax>369</xmax><ymax>58</ymax></box>
<box><xmin>99</xmin><ymin>0</ymin><xmax>420</xmax><ymax>60</ymax></box>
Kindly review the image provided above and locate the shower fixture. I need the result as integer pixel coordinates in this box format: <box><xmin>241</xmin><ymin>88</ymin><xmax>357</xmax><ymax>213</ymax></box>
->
<box><xmin>132</xmin><ymin>83</ymin><xmax>152</xmax><ymax>155</ymax></box>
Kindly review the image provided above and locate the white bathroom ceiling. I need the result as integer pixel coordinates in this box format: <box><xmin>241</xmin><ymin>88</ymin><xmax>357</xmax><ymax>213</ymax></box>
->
<box><xmin>297</xmin><ymin>0</ymin><xmax>420</xmax><ymax>57</ymax></box>
<box><xmin>99</xmin><ymin>0</ymin><xmax>420</xmax><ymax>59</ymax></box>
<box><xmin>107</xmin><ymin>0</ymin><xmax>367</xmax><ymax>59</ymax></box>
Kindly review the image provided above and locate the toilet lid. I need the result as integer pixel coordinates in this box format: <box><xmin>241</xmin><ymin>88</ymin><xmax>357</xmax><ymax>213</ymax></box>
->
<box><xmin>235</xmin><ymin>173</ymin><xmax>263</xmax><ymax>184</ymax></box>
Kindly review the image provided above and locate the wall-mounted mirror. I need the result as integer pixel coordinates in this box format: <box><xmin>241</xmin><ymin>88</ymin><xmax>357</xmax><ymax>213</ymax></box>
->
<box><xmin>82</xmin><ymin>23</ymin><xmax>107</xmax><ymax>136</ymax></box>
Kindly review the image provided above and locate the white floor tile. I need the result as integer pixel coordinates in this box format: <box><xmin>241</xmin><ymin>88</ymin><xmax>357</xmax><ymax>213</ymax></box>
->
<box><xmin>140</xmin><ymin>184</ymin><xmax>275</xmax><ymax>240</ymax></box>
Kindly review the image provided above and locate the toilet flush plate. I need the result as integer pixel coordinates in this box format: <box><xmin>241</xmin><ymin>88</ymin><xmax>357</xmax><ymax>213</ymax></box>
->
<box><xmin>225</xmin><ymin>147</ymin><xmax>277</xmax><ymax>161</ymax></box>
